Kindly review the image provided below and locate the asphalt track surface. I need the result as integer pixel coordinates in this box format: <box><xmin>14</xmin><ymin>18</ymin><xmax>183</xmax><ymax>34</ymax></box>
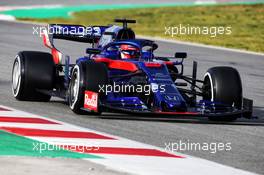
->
<box><xmin>0</xmin><ymin>20</ymin><xmax>264</xmax><ymax>174</ymax></box>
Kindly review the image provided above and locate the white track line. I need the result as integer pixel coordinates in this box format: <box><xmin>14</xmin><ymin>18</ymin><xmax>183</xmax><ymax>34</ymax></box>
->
<box><xmin>0</xmin><ymin>5</ymin><xmax>62</xmax><ymax>21</ymax></box>
<box><xmin>0</xmin><ymin>5</ymin><xmax>62</xmax><ymax>12</ymax></box>
<box><xmin>0</xmin><ymin>14</ymin><xmax>15</xmax><ymax>21</ymax></box>
<box><xmin>195</xmin><ymin>0</ymin><xmax>217</xmax><ymax>5</ymax></box>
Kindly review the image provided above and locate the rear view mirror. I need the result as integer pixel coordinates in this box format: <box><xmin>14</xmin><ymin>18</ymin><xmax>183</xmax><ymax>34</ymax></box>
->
<box><xmin>175</xmin><ymin>52</ymin><xmax>187</xmax><ymax>58</ymax></box>
<box><xmin>86</xmin><ymin>48</ymin><xmax>101</xmax><ymax>55</ymax></box>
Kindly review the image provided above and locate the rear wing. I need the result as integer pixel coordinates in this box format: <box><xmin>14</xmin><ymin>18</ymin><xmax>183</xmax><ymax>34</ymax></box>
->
<box><xmin>42</xmin><ymin>24</ymin><xmax>109</xmax><ymax>64</ymax></box>
<box><xmin>47</xmin><ymin>24</ymin><xmax>108</xmax><ymax>43</ymax></box>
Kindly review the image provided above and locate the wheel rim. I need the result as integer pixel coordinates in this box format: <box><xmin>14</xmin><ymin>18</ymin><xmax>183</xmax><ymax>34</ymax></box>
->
<box><xmin>12</xmin><ymin>56</ymin><xmax>21</xmax><ymax>97</ymax></box>
<box><xmin>203</xmin><ymin>73</ymin><xmax>214</xmax><ymax>101</ymax></box>
<box><xmin>69</xmin><ymin>66</ymin><xmax>80</xmax><ymax>109</ymax></box>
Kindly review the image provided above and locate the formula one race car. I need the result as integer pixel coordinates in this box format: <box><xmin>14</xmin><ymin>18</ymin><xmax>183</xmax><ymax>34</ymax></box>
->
<box><xmin>11</xmin><ymin>19</ymin><xmax>253</xmax><ymax>121</ymax></box>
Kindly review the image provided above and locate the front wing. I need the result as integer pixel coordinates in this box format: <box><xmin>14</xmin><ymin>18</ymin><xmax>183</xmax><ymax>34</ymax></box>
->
<box><xmin>81</xmin><ymin>98</ymin><xmax>253</xmax><ymax>119</ymax></box>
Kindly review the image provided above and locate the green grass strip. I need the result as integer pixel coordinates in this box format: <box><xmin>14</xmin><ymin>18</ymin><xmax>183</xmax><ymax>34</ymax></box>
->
<box><xmin>0</xmin><ymin>130</ymin><xmax>102</xmax><ymax>159</ymax></box>
<box><xmin>22</xmin><ymin>4</ymin><xmax>264</xmax><ymax>53</ymax></box>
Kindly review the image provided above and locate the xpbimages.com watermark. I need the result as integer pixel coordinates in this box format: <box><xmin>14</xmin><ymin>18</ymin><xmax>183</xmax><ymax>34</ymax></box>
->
<box><xmin>32</xmin><ymin>25</ymin><xmax>101</xmax><ymax>37</ymax></box>
<box><xmin>165</xmin><ymin>24</ymin><xmax>232</xmax><ymax>38</ymax></box>
<box><xmin>98</xmin><ymin>82</ymin><xmax>166</xmax><ymax>95</ymax></box>
<box><xmin>165</xmin><ymin>140</ymin><xmax>232</xmax><ymax>154</ymax></box>
<box><xmin>32</xmin><ymin>142</ymin><xmax>99</xmax><ymax>153</ymax></box>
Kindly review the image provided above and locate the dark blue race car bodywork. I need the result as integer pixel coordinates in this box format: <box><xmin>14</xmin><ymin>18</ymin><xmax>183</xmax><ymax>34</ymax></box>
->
<box><xmin>79</xmin><ymin>40</ymin><xmax>188</xmax><ymax>112</ymax></box>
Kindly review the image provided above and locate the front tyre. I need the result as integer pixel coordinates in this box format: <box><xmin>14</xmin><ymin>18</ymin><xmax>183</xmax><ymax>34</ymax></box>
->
<box><xmin>203</xmin><ymin>66</ymin><xmax>242</xmax><ymax>121</ymax></box>
<box><xmin>69</xmin><ymin>61</ymin><xmax>108</xmax><ymax>115</ymax></box>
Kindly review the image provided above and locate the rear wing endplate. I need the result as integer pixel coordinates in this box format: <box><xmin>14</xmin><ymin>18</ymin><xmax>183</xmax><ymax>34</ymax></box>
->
<box><xmin>42</xmin><ymin>24</ymin><xmax>108</xmax><ymax>64</ymax></box>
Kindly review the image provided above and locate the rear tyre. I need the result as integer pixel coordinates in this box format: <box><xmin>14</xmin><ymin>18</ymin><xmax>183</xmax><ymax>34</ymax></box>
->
<box><xmin>203</xmin><ymin>66</ymin><xmax>242</xmax><ymax>121</ymax></box>
<box><xmin>69</xmin><ymin>61</ymin><xmax>108</xmax><ymax>115</ymax></box>
<box><xmin>12</xmin><ymin>51</ymin><xmax>55</xmax><ymax>101</ymax></box>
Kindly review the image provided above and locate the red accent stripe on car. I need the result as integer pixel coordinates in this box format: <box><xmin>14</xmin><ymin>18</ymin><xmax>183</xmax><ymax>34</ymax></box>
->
<box><xmin>42</xmin><ymin>31</ymin><xmax>52</xmax><ymax>49</ymax></box>
<box><xmin>0</xmin><ymin>127</ymin><xmax>115</xmax><ymax>139</ymax></box>
<box><xmin>144</xmin><ymin>62</ymin><xmax>162</xmax><ymax>68</ymax></box>
<box><xmin>51</xmin><ymin>48</ymin><xmax>61</xmax><ymax>64</ymax></box>
<box><xmin>94</xmin><ymin>57</ymin><xmax>138</xmax><ymax>72</ymax></box>
<box><xmin>62</xmin><ymin>146</ymin><xmax>184</xmax><ymax>158</ymax></box>
<box><xmin>0</xmin><ymin>107</ymin><xmax>10</xmax><ymax>111</ymax></box>
<box><xmin>156</xmin><ymin>111</ymin><xmax>199</xmax><ymax>115</ymax></box>
<box><xmin>165</xmin><ymin>61</ymin><xmax>174</xmax><ymax>66</ymax></box>
<box><xmin>0</xmin><ymin>117</ymin><xmax>59</xmax><ymax>124</ymax></box>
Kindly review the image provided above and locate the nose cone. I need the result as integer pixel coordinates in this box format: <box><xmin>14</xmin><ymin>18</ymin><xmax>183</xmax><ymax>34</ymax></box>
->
<box><xmin>161</xmin><ymin>98</ymin><xmax>187</xmax><ymax>112</ymax></box>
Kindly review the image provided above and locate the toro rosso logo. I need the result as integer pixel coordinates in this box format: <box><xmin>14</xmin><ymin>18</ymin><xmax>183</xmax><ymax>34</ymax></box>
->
<box><xmin>84</xmin><ymin>91</ymin><xmax>98</xmax><ymax>112</ymax></box>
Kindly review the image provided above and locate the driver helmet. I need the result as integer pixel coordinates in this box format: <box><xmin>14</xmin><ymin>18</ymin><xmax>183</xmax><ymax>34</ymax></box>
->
<box><xmin>119</xmin><ymin>44</ymin><xmax>140</xmax><ymax>59</ymax></box>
